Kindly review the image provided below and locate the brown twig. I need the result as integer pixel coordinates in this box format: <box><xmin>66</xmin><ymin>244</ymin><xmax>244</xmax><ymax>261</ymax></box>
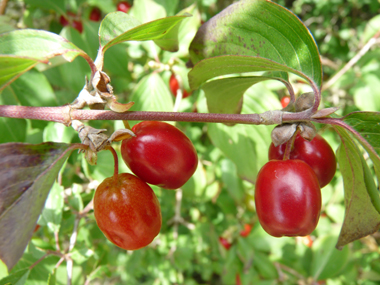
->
<box><xmin>0</xmin><ymin>0</ymin><xmax>9</xmax><ymax>15</ymax></box>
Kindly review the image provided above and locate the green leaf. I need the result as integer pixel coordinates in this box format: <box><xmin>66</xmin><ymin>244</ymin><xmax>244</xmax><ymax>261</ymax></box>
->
<box><xmin>0</xmin><ymin>29</ymin><xmax>87</xmax><ymax>90</ymax></box>
<box><xmin>342</xmin><ymin>112</ymin><xmax>380</xmax><ymax>156</ymax></box>
<box><xmin>335</xmin><ymin>127</ymin><xmax>380</xmax><ymax>248</ymax></box>
<box><xmin>0</xmin><ymin>268</ymin><xmax>29</xmax><ymax>285</ymax></box>
<box><xmin>311</xmin><ymin>235</ymin><xmax>350</xmax><ymax>280</ymax></box>
<box><xmin>202</xmin><ymin>76</ymin><xmax>288</xmax><ymax>114</ymax></box>
<box><xmin>189</xmin><ymin>0</ymin><xmax>322</xmax><ymax>88</ymax></box>
<box><xmin>207</xmin><ymin>84</ymin><xmax>279</xmax><ymax>183</ymax></box>
<box><xmin>0</xmin><ymin>88</ymin><xmax>27</xmax><ymax>143</ymax></box>
<box><xmin>0</xmin><ymin>57</ymin><xmax>38</xmax><ymax>91</ymax></box>
<box><xmin>99</xmin><ymin>12</ymin><xmax>191</xmax><ymax>52</ymax></box>
<box><xmin>353</xmin><ymin>73</ymin><xmax>380</xmax><ymax>112</ymax></box>
<box><xmin>188</xmin><ymin>56</ymin><xmax>315</xmax><ymax>91</ymax></box>
<box><xmin>129</xmin><ymin>73</ymin><xmax>173</xmax><ymax>125</ymax></box>
<box><xmin>0</xmin><ymin>142</ymin><xmax>76</xmax><ymax>270</ymax></box>
<box><xmin>24</xmin><ymin>0</ymin><xmax>65</xmax><ymax>15</ymax></box>
<box><xmin>220</xmin><ymin>158</ymin><xmax>245</xmax><ymax>203</ymax></box>
<box><xmin>38</xmin><ymin>182</ymin><xmax>64</xmax><ymax>233</ymax></box>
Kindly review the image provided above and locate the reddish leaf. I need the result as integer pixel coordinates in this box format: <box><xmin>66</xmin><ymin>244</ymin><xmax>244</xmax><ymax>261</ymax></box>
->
<box><xmin>0</xmin><ymin>142</ymin><xmax>78</xmax><ymax>270</ymax></box>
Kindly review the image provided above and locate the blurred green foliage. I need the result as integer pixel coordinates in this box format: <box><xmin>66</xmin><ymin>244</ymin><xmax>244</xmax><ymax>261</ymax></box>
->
<box><xmin>1</xmin><ymin>0</ymin><xmax>380</xmax><ymax>284</ymax></box>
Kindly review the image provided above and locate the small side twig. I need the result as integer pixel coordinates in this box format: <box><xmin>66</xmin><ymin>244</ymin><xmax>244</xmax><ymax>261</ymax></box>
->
<box><xmin>322</xmin><ymin>30</ymin><xmax>380</xmax><ymax>91</ymax></box>
<box><xmin>0</xmin><ymin>0</ymin><xmax>9</xmax><ymax>15</ymax></box>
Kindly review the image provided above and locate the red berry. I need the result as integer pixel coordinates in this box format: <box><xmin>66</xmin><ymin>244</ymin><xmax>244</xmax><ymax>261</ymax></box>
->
<box><xmin>281</xmin><ymin>96</ymin><xmax>291</xmax><ymax>108</ymax></box>
<box><xmin>255</xmin><ymin>160</ymin><xmax>321</xmax><ymax>237</ymax></box>
<box><xmin>89</xmin><ymin>7</ymin><xmax>102</xmax><ymax>21</ymax></box>
<box><xmin>268</xmin><ymin>134</ymin><xmax>336</xmax><ymax>188</ymax></box>
<box><xmin>59</xmin><ymin>15</ymin><xmax>69</xmax><ymax>26</ymax></box>
<box><xmin>94</xmin><ymin>173</ymin><xmax>162</xmax><ymax>250</ymax></box>
<box><xmin>219</xmin><ymin>237</ymin><xmax>232</xmax><ymax>250</ymax></box>
<box><xmin>239</xmin><ymin>224</ymin><xmax>252</xmax><ymax>237</ymax></box>
<box><xmin>72</xmin><ymin>20</ymin><xmax>83</xmax><ymax>33</ymax></box>
<box><xmin>169</xmin><ymin>73</ymin><xmax>191</xmax><ymax>98</ymax></box>
<box><xmin>117</xmin><ymin>1</ymin><xmax>131</xmax><ymax>13</ymax></box>
<box><xmin>121</xmin><ymin>121</ymin><xmax>198</xmax><ymax>190</ymax></box>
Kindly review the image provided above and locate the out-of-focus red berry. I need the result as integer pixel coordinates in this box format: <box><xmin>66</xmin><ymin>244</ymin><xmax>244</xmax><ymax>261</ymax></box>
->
<box><xmin>72</xmin><ymin>20</ymin><xmax>83</xmax><ymax>33</ymax></box>
<box><xmin>239</xmin><ymin>224</ymin><xmax>252</xmax><ymax>237</ymax></box>
<box><xmin>281</xmin><ymin>96</ymin><xmax>291</xmax><ymax>108</ymax></box>
<box><xmin>117</xmin><ymin>1</ymin><xmax>131</xmax><ymax>13</ymax></box>
<box><xmin>89</xmin><ymin>7</ymin><xmax>102</xmax><ymax>21</ymax></box>
<box><xmin>59</xmin><ymin>15</ymin><xmax>69</xmax><ymax>26</ymax></box>
<box><xmin>219</xmin><ymin>237</ymin><xmax>232</xmax><ymax>250</ymax></box>
<box><xmin>169</xmin><ymin>73</ymin><xmax>191</xmax><ymax>98</ymax></box>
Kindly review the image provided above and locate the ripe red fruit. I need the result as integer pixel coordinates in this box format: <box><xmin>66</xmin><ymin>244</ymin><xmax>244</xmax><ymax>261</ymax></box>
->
<box><xmin>169</xmin><ymin>73</ymin><xmax>191</xmax><ymax>98</ymax></box>
<box><xmin>89</xmin><ymin>7</ymin><xmax>102</xmax><ymax>21</ymax></box>
<box><xmin>239</xmin><ymin>224</ymin><xmax>252</xmax><ymax>237</ymax></box>
<box><xmin>268</xmin><ymin>134</ymin><xmax>336</xmax><ymax>188</ymax></box>
<box><xmin>117</xmin><ymin>1</ymin><xmax>131</xmax><ymax>13</ymax></box>
<box><xmin>59</xmin><ymin>13</ymin><xmax>83</xmax><ymax>33</ymax></box>
<box><xmin>255</xmin><ymin>160</ymin><xmax>321</xmax><ymax>237</ymax></box>
<box><xmin>59</xmin><ymin>15</ymin><xmax>69</xmax><ymax>26</ymax></box>
<box><xmin>121</xmin><ymin>121</ymin><xmax>198</xmax><ymax>189</ymax></box>
<box><xmin>72</xmin><ymin>20</ymin><xmax>83</xmax><ymax>33</ymax></box>
<box><xmin>219</xmin><ymin>237</ymin><xmax>232</xmax><ymax>250</ymax></box>
<box><xmin>94</xmin><ymin>173</ymin><xmax>162</xmax><ymax>250</ymax></box>
<box><xmin>281</xmin><ymin>96</ymin><xmax>290</xmax><ymax>108</ymax></box>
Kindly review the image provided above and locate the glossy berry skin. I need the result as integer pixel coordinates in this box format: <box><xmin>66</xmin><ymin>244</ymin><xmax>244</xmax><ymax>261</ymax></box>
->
<box><xmin>89</xmin><ymin>7</ymin><xmax>102</xmax><ymax>21</ymax></box>
<box><xmin>94</xmin><ymin>173</ymin><xmax>162</xmax><ymax>250</ymax></box>
<box><xmin>268</xmin><ymin>134</ymin><xmax>336</xmax><ymax>188</ymax></box>
<box><xmin>255</xmin><ymin>160</ymin><xmax>321</xmax><ymax>237</ymax></box>
<box><xmin>169</xmin><ymin>73</ymin><xmax>190</xmax><ymax>98</ymax></box>
<box><xmin>281</xmin><ymin>96</ymin><xmax>290</xmax><ymax>108</ymax></box>
<box><xmin>117</xmin><ymin>1</ymin><xmax>131</xmax><ymax>13</ymax></box>
<box><xmin>121</xmin><ymin>121</ymin><xmax>198</xmax><ymax>189</ymax></box>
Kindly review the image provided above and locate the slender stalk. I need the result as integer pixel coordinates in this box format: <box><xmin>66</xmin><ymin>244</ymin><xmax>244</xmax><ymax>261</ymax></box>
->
<box><xmin>283</xmin><ymin>129</ymin><xmax>299</xmax><ymax>160</ymax></box>
<box><xmin>105</xmin><ymin>146</ymin><xmax>119</xmax><ymax>183</ymax></box>
<box><xmin>0</xmin><ymin>105</ymin><xmax>315</xmax><ymax>125</ymax></box>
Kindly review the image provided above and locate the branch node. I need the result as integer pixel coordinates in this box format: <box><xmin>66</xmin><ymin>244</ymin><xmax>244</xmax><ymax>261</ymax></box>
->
<box><xmin>259</xmin><ymin>110</ymin><xmax>283</xmax><ymax>125</ymax></box>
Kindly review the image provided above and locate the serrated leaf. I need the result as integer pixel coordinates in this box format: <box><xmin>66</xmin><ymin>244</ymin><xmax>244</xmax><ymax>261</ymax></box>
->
<box><xmin>202</xmin><ymin>76</ymin><xmax>288</xmax><ymax>114</ymax></box>
<box><xmin>0</xmin><ymin>268</ymin><xmax>29</xmax><ymax>285</ymax></box>
<box><xmin>0</xmin><ymin>142</ymin><xmax>77</xmax><ymax>270</ymax></box>
<box><xmin>188</xmin><ymin>56</ymin><xmax>315</xmax><ymax>91</ymax></box>
<box><xmin>189</xmin><ymin>0</ymin><xmax>322</xmax><ymax>88</ymax></box>
<box><xmin>335</xmin><ymin>127</ymin><xmax>380</xmax><ymax>248</ymax></box>
<box><xmin>99</xmin><ymin>12</ymin><xmax>191</xmax><ymax>52</ymax></box>
<box><xmin>0</xmin><ymin>29</ymin><xmax>87</xmax><ymax>90</ymax></box>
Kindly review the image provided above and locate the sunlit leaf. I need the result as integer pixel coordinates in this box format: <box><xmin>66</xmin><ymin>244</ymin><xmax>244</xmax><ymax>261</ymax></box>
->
<box><xmin>202</xmin><ymin>76</ymin><xmax>288</xmax><ymax>114</ymax></box>
<box><xmin>129</xmin><ymin>73</ymin><xmax>173</xmax><ymax>125</ymax></box>
<box><xmin>99</xmin><ymin>12</ymin><xmax>191</xmax><ymax>52</ymax></box>
<box><xmin>311</xmin><ymin>235</ymin><xmax>350</xmax><ymax>280</ymax></box>
<box><xmin>188</xmin><ymin>56</ymin><xmax>314</xmax><ymax>91</ymax></box>
<box><xmin>0</xmin><ymin>268</ymin><xmax>29</xmax><ymax>285</ymax></box>
<box><xmin>207</xmin><ymin>84</ymin><xmax>280</xmax><ymax>183</ymax></box>
<box><xmin>0</xmin><ymin>29</ymin><xmax>87</xmax><ymax>90</ymax></box>
<box><xmin>342</xmin><ymin>112</ymin><xmax>380</xmax><ymax>155</ymax></box>
<box><xmin>189</xmin><ymin>0</ymin><xmax>322</xmax><ymax>88</ymax></box>
<box><xmin>0</xmin><ymin>142</ymin><xmax>78</xmax><ymax>270</ymax></box>
<box><xmin>335</xmin><ymin>127</ymin><xmax>380</xmax><ymax>248</ymax></box>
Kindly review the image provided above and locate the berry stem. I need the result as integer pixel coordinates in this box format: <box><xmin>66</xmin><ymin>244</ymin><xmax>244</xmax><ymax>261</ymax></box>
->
<box><xmin>105</xmin><ymin>146</ymin><xmax>119</xmax><ymax>183</ymax></box>
<box><xmin>283</xmin><ymin>129</ymin><xmax>299</xmax><ymax>160</ymax></box>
